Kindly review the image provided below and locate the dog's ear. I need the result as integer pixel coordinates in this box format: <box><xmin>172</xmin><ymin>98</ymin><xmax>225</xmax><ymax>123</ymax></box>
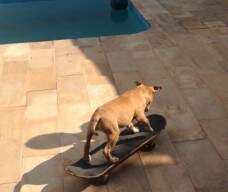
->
<box><xmin>135</xmin><ymin>81</ymin><xmax>142</xmax><ymax>86</ymax></box>
<box><xmin>154</xmin><ymin>86</ymin><xmax>162</xmax><ymax>91</ymax></box>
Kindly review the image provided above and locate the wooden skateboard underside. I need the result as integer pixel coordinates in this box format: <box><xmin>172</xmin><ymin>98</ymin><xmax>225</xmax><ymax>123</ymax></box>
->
<box><xmin>65</xmin><ymin>114</ymin><xmax>166</xmax><ymax>179</ymax></box>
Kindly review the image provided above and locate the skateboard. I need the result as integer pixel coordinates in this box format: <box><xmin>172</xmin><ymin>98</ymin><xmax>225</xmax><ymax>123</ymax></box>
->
<box><xmin>65</xmin><ymin>114</ymin><xmax>166</xmax><ymax>184</ymax></box>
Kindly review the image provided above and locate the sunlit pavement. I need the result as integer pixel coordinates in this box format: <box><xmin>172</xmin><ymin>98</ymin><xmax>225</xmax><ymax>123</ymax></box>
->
<box><xmin>0</xmin><ymin>0</ymin><xmax>228</xmax><ymax>191</ymax></box>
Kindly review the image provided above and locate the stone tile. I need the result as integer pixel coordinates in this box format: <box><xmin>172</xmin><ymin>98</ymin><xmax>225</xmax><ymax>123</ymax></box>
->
<box><xmin>55</xmin><ymin>53</ymin><xmax>82</xmax><ymax>76</ymax></box>
<box><xmin>183</xmin><ymin>88</ymin><xmax>226</xmax><ymax>120</ymax></box>
<box><xmin>75</xmin><ymin>37</ymin><xmax>101</xmax><ymax>48</ymax></box>
<box><xmin>0</xmin><ymin>140</ymin><xmax>22</xmax><ymax>183</ymax></box>
<box><xmin>132</xmin><ymin>50</ymin><xmax>169</xmax><ymax>81</ymax></box>
<box><xmin>0</xmin><ymin>107</ymin><xmax>25</xmax><ymax>141</ymax></box>
<box><xmin>26</xmin><ymin>67</ymin><xmax>56</xmax><ymax>91</ymax></box>
<box><xmin>155</xmin><ymin>48</ymin><xmax>206</xmax><ymax>89</ymax></box>
<box><xmin>106</xmin><ymin>51</ymin><xmax>136</xmax><ymax>73</ymax></box>
<box><xmin>64</xmin><ymin>175</ymin><xmax>107</xmax><ymax>192</ymax></box>
<box><xmin>87</xmin><ymin>83</ymin><xmax>118</xmax><ymax>111</ymax></box>
<box><xmin>29</xmin><ymin>41</ymin><xmax>53</xmax><ymax>49</ymax></box>
<box><xmin>107</xmin><ymin>154</ymin><xmax>151</xmax><ymax>192</ymax></box>
<box><xmin>20</xmin><ymin>155</ymin><xmax>63</xmax><ymax>192</ymax></box>
<box><xmin>140</xmin><ymin>131</ymin><xmax>179</xmax><ymax>166</ymax></box>
<box><xmin>113</xmin><ymin>71</ymin><xmax>142</xmax><ymax>94</ymax></box>
<box><xmin>175</xmin><ymin>140</ymin><xmax>228</xmax><ymax>192</ymax></box>
<box><xmin>200</xmin><ymin>118</ymin><xmax>228</xmax><ymax>159</ymax></box>
<box><xmin>25</xmin><ymin>90</ymin><xmax>57</xmax><ymax>121</ymax></box>
<box><xmin>2</xmin><ymin>43</ymin><xmax>30</xmax><ymax>62</ymax></box>
<box><xmin>82</xmin><ymin>48</ymin><xmax>110</xmax><ymax>76</ymax></box>
<box><xmin>0</xmin><ymin>79</ymin><xmax>26</xmax><ymax>107</ymax></box>
<box><xmin>1</xmin><ymin>60</ymin><xmax>27</xmax><ymax>80</ymax></box>
<box><xmin>54</xmin><ymin>39</ymin><xmax>83</xmax><ymax>56</ymax></box>
<box><xmin>101</xmin><ymin>34</ymin><xmax>151</xmax><ymax>52</ymax></box>
<box><xmin>180</xmin><ymin>38</ymin><xmax>225</xmax><ymax>73</ymax></box>
<box><xmin>0</xmin><ymin>56</ymin><xmax>3</xmax><ymax>77</ymax></box>
<box><xmin>143</xmin><ymin>164</ymin><xmax>195</xmax><ymax>192</ymax></box>
<box><xmin>198</xmin><ymin>72</ymin><xmax>228</xmax><ymax>102</ymax></box>
<box><xmin>145</xmin><ymin>78</ymin><xmax>205</xmax><ymax>141</ymax></box>
<box><xmin>29</xmin><ymin>49</ymin><xmax>53</xmax><ymax>69</ymax></box>
<box><xmin>146</xmin><ymin>31</ymin><xmax>177</xmax><ymax>48</ymax></box>
<box><xmin>84</xmin><ymin>73</ymin><xmax>114</xmax><ymax>85</ymax></box>
<box><xmin>23</xmin><ymin>119</ymin><xmax>60</xmax><ymax>157</ymax></box>
<box><xmin>58</xmin><ymin>101</ymin><xmax>91</xmax><ymax>132</ymax></box>
<box><xmin>179</xmin><ymin>17</ymin><xmax>207</xmax><ymax>30</ymax></box>
<box><xmin>0</xmin><ymin>183</ymin><xmax>17</xmax><ymax>192</ymax></box>
<box><xmin>57</xmin><ymin>75</ymin><xmax>88</xmax><ymax>104</ymax></box>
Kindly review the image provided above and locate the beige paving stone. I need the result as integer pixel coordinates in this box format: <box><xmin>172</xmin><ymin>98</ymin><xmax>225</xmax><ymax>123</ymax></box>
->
<box><xmin>140</xmin><ymin>131</ymin><xmax>179</xmax><ymax>166</ymax></box>
<box><xmin>198</xmin><ymin>72</ymin><xmax>228</xmax><ymax>102</ymax></box>
<box><xmin>75</xmin><ymin>37</ymin><xmax>101</xmax><ymax>48</ymax></box>
<box><xmin>25</xmin><ymin>90</ymin><xmax>57</xmax><ymax>121</ymax></box>
<box><xmin>146</xmin><ymin>31</ymin><xmax>177</xmax><ymax>48</ymax></box>
<box><xmin>26</xmin><ymin>67</ymin><xmax>56</xmax><ymax>91</ymax></box>
<box><xmin>23</xmin><ymin>119</ymin><xmax>60</xmax><ymax>157</ymax></box>
<box><xmin>113</xmin><ymin>71</ymin><xmax>142</xmax><ymax>94</ymax></box>
<box><xmin>132</xmin><ymin>50</ymin><xmax>169</xmax><ymax>81</ymax></box>
<box><xmin>0</xmin><ymin>56</ymin><xmax>3</xmax><ymax>77</ymax></box>
<box><xmin>87</xmin><ymin>83</ymin><xmax>118</xmax><ymax>111</ymax></box>
<box><xmin>57</xmin><ymin>75</ymin><xmax>88</xmax><ymax>104</ymax></box>
<box><xmin>107</xmin><ymin>51</ymin><xmax>136</xmax><ymax>73</ymax></box>
<box><xmin>55</xmin><ymin>53</ymin><xmax>82</xmax><ymax>76</ymax></box>
<box><xmin>84</xmin><ymin>73</ymin><xmax>113</xmax><ymax>86</ymax></box>
<box><xmin>1</xmin><ymin>60</ymin><xmax>27</xmax><ymax>80</ymax></box>
<box><xmin>20</xmin><ymin>155</ymin><xmax>63</xmax><ymax>192</ymax></box>
<box><xmin>58</xmin><ymin>101</ymin><xmax>91</xmax><ymax>133</ymax></box>
<box><xmin>0</xmin><ymin>183</ymin><xmax>17</xmax><ymax>192</ymax></box>
<box><xmin>143</xmin><ymin>164</ymin><xmax>195</xmax><ymax>192</ymax></box>
<box><xmin>54</xmin><ymin>39</ymin><xmax>83</xmax><ymax>56</ymax></box>
<box><xmin>0</xmin><ymin>140</ymin><xmax>22</xmax><ymax>184</ymax></box>
<box><xmin>101</xmin><ymin>34</ymin><xmax>151</xmax><ymax>52</ymax></box>
<box><xmin>175</xmin><ymin>140</ymin><xmax>228</xmax><ymax>192</ymax></box>
<box><xmin>30</xmin><ymin>49</ymin><xmax>53</xmax><ymax>68</ymax></box>
<box><xmin>0</xmin><ymin>79</ymin><xmax>26</xmax><ymax>107</ymax></box>
<box><xmin>2</xmin><ymin>43</ymin><xmax>30</xmax><ymax>61</ymax></box>
<box><xmin>155</xmin><ymin>47</ymin><xmax>205</xmax><ymax>89</ymax></box>
<box><xmin>64</xmin><ymin>175</ymin><xmax>107</xmax><ymax>192</ymax></box>
<box><xmin>145</xmin><ymin>78</ymin><xmax>205</xmax><ymax>141</ymax></box>
<box><xmin>0</xmin><ymin>107</ymin><xmax>25</xmax><ymax>141</ymax></box>
<box><xmin>29</xmin><ymin>41</ymin><xmax>53</xmax><ymax>49</ymax></box>
<box><xmin>107</xmin><ymin>154</ymin><xmax>151</xmax><ymax>192</ymax></box>
<box><xmin>183</xmin><ymin>88</ymin><xmax>226</xmax><ymax>120</ymax></box>
<box><xmin>200</xmin><ymin>118</ymin><xmax>228</xmax><ymax>159</ymax></box>
<box><xmin>81</xmin><ymin>48</ymin><xmax>109</xmax><ymax>75</ymax></box>
<box><xmin>181</xmin><ymin>38</ymin><xmax>225</xmax><ymax>73</ymax></box>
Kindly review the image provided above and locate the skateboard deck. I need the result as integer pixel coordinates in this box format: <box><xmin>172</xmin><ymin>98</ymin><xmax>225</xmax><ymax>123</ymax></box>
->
<box><xmin>65</xmin><ymin>114</ymin><xmax>166</xmax><ymax>180</ymax></box>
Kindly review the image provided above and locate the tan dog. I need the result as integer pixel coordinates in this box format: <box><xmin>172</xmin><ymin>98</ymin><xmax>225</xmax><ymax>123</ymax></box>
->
<box><xmin>83</xmin><ymin>82</ymin><xmax>161</xmax><ymax>163</ymax></box>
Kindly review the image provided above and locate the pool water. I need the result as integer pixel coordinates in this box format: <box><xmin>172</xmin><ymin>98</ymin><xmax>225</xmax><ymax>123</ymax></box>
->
<box><xmin>0</xmin><ymin>0</ymin><xmax>150</xmax><ymax>44</ymax></box>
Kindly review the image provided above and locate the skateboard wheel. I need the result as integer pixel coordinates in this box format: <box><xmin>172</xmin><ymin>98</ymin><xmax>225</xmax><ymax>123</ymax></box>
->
<box><xmin>141</xmin><ymin>142</ymin><xmax>156</xmax><ymax>152</ymax></box>
<box><xmin>94</xmin><ymin>174</ymin><xmax>110</xmax><ymax>185</ymax></box>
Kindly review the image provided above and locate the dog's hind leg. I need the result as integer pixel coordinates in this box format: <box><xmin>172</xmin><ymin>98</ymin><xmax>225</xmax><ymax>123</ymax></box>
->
<box><xmin>103</xmin><ymin>127</ymin><xmax>120</xmax><ymax>163</ymax></box>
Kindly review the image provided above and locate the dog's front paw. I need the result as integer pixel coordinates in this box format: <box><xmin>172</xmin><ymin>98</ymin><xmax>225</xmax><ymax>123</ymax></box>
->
<box><xmin>110</xmin><ymin>156</ymin><xmax>119</xmax><ymax>164</ymax></box>
<box><xmin>132</xmin><ymin>126</ymin><xmax>140</xmax><ymax>133</ymax></box>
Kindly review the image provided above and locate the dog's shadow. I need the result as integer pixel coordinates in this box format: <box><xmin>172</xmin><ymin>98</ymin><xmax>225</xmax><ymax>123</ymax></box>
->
<box><xmin>14</xmin><ymin>114</ymin><xmax>166</xmax><ymax>192</ymax></box>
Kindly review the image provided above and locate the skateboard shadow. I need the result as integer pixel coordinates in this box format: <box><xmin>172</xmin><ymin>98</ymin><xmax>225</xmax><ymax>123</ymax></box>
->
<box><xmin>14</xmin><ymin>114</ymin><xmax>166</xmax><ymax>192</ymax></box>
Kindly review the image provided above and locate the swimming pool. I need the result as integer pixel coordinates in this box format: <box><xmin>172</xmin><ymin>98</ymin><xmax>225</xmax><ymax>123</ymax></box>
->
<box><xmin>0</xmin><ymin>0</ymin><xmax>150</xmax><ymax>44</ymax></box>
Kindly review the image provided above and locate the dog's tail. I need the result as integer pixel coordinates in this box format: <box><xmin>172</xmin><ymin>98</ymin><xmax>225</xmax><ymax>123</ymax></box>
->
<box><xmin>83</xmin><ymin>112</ymin><xmax>101</xmax><ymax>162</ymax></box>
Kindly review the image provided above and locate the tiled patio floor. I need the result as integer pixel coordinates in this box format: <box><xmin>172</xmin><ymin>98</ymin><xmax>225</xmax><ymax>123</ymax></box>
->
<box><xmin>0</xmin><ymin>0</ymin><xmax>228</xmax><ymax>191</ymax></box>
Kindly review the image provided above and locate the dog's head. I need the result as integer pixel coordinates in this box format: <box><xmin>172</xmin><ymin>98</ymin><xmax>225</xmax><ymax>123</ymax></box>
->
<box><xmin>135</xmin><ymin>81</ymin><xmax>162</xmax><ymax>112</ymax></box>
